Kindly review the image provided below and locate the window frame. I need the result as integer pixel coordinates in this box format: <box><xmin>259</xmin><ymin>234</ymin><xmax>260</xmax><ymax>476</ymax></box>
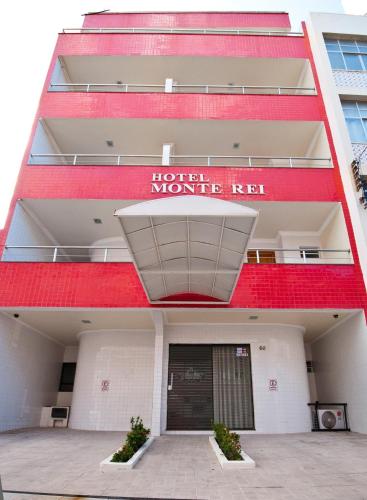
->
<box><xmin>325</xmin><ymin>38</ymin><xmax>367</xmax><ymax>71</ymax></box>
<box><xmin>341</xmin><ymin>101</ymin><xmax>367</xmax><ymax>143</ymax></box>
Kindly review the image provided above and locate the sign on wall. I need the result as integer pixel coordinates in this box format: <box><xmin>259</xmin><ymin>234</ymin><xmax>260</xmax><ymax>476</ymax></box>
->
<box><xmin>151</xmin><ymin>173</ymin><xmax>266</xmax><ymax>196</ymax></box>
<box><xmin>269</xmin><ymin>379</ymin><xmax>278</xmax><ymax>391</ymax></box>
<box><xmin>101</xmin><ymin>380</ymin><xmax>110</xmax><ymax>392</ymax></box>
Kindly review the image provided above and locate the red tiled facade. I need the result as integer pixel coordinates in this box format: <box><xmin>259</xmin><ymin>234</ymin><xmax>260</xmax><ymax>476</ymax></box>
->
<box><xmin>1</xmin><ymin>12</ymin><xmax>366</xmax><ymax>313</ymax></box>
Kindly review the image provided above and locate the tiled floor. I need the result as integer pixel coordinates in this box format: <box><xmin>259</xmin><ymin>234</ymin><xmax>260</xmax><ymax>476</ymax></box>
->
<box><xmin>1</xmin><ymin>429</ymin><xmax>367</xmax><ymax>499</ymax></box>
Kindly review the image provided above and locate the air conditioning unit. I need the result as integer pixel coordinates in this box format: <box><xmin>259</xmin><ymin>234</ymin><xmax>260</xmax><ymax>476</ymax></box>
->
<box><xmin>50</xmin><ymin>406</ymin><xmax>70</xmax><ymax>427</ymax></box>
<box><xmin>318</xmin><ymin>408</ymin><xmax>345</xmax><ymax>430</ymax></box>
<box><xmin>40</xmin><ymin>406</ymin><xmax>70</xmax><ymax>427</ymax></box>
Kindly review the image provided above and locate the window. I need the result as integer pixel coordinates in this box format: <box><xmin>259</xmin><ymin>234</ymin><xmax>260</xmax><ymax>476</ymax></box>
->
<box><xmin>299</xmin><ymin>247</ymin><xmax>320</xmax><ymax>260</ymax></box>
<box><xmin>325</xmin><ymin>38</ymin><xmax>367</xmax><ymax>71</ymax></box>
<box><xmin>341</xmin><ymin>101</ymin><xmax>367</xmax><ymax>143</ymax></box>
<box><xmin>59</xmin><ymin>362</ymin><xmax>76</xmax><ymax>392</ymax></box>
<box><xmin>247</xmin><ymin>250</ymin><xmax>276</xmax><ymax>263</ymax></box>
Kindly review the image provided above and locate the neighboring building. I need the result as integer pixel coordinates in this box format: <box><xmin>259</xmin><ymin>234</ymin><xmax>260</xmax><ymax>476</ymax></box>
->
<box><xmin>0</xmin><ymin>12</ymin><xmax>366</xmax><ymax>435</ymax></box>
<box><xmin>306</xmin><ymin>12</ymin><xmax>367</xmax><ymax>287</ymax></box>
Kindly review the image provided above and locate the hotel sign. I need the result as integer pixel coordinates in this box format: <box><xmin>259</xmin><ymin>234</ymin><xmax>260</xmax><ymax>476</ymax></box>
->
<box><xmin>151</xmin><ymin>173</ymin><xmax>265</xmax><ymax>196</ymax></box>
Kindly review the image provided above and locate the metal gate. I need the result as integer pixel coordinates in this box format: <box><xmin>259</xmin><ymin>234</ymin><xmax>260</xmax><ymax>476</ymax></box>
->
<box><xmin>167</xmin><ymin>344</ymin><xmax>254</xmax><ymax>430</ymax></box>
<box><xmin>167</xmin><ymin>344</ymin><xmax>213</xmax><ymax>430</ymax></box>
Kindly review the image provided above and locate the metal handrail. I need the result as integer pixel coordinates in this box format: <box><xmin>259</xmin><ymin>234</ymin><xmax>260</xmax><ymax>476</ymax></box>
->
<box><xmin>49</xmin><ymin>82</ymin><xmax>316</xmax><ymax>95</ymax></box>
<box><xmin>29</xmin><ymin>153</ymin><xmax>332</xmax><ymax>168</ymax></box>
<box><xmin>62</xmin><ymin>27</ymin><xmax>303</xmax><ymax>37</ymax></box>
<box><xmin>247</xmin><ymin>248</ymin><xmax>351</xmax><ymax>264</ymax></box>
<box><xmin>1</xmin><ymin>245</ymin><xmax>352</xmax><ymax>264</ymax></box>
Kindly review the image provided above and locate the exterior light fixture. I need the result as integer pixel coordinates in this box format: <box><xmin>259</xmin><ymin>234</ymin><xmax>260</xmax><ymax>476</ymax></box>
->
<box><xmin>233</xmin><ymin>143</ymin><xmax>240</xmax><ymax>149</ymax></box>
<box><xmin>81</xmin><ymin>320</ymin><xmax>92</xmax><ymax>324</ymax></box>
<box><xmin>93</xmin><ymin>218</ymin><xmax>102</xmax><ymax>224</ymax></box>
<box><xmin>333</xmin><ymin>314</ymin><xmax>339</xmax><ymax>319</ymax></box>
<box><xmin>249</xmin><ymin>315</ymin><xmax>258</xmax><ymax>320</ymax></box>
<box><xmin>13</xmin><ymin>313</ymin><xmax>19</xmax><ymax>318</ymax></box>
<box><xmin>106</xmin><ymin>140</ymin><xmax>114</xmax><ymax>147</ymax></box>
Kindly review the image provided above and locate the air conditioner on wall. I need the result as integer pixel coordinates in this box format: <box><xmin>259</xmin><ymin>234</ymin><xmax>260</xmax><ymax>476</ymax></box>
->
<box><xmin>317</xmin><ymin>409</ymin><xmax>345</xmax><ymax>430</ymax></box>
<box><xmin>40</xmin><ymin>406</ymin><xmax>70</xmax><ymax>428</ymax></box>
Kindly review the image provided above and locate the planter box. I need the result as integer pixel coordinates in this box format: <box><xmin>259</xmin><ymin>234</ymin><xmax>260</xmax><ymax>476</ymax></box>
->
<box><xmin>100</xmin><ymin>437</ymin><xmax>155</xmax><ymax>471</ymax></box>
<box><xmin>209</xmin><ymin>436</ymin><xmax>256</xmax><ymax>470</ymax></box>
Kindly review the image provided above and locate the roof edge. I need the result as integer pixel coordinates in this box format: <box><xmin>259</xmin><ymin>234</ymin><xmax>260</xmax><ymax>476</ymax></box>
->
<box><xmin>83</xmin><ymin>11</ymin><xmax>289</xmax><ymax>16</ymax></box>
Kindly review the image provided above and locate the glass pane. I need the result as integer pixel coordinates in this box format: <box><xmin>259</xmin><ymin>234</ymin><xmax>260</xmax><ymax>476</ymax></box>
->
<box><xmin>357</xmin><ymin>41</ymin><xmax>367</xmax><ymax>53</ymax></box>
<box><xmin>359</xmin><ymin>103</ymin><xmax>367</xmax><ymax>118</ymax></box>
<box><xmin>329</xmin><ymin>52</ymin><xmax>345</xmax><ymax>69</ymax></box>
<box><xmin>345</xmin><ymin>118</ymin><xmax>367</xmax><ymax>142</ymax></box>
<box><xmin>340</xmin><ymin>40</ymin><xmax>359</xmax><ymax>52</ymax></box>
<box><xmin>325</xmin><ymin>39</ymin><xmax>339</xmax><ymax>50</ymax></box>
<box><xmin>362</xmin><ymin>55</ymin><xmax>367</xmax><ymax>70</ymax></box>
<box><xmin>345</xmin><ymin>54</ymin><xmax>363</xmax><ymax>70</ymax></box>
<box><xmin>342</xmin><ymin>102</ymin><xmax>359</xmax><ymax>117</ymax></box>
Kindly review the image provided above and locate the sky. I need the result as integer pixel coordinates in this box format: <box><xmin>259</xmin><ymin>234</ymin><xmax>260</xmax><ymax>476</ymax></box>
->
<box><xmin>0</xmin><ymin>0</ymin><xmax>366</xmax><ymax>228</ymax></box>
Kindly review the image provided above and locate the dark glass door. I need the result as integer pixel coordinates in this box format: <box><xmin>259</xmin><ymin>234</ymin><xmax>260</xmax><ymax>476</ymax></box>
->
<box><xmin>167</xmin><ymin>344</ymin><xmax>213</xmax><ymax>430</ymax></box>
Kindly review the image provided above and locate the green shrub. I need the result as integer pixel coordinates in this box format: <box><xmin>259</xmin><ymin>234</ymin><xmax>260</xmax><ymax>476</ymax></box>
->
<box><xmin>111</xmin><ymin>416</ymin><xmax>150</xmax><ymax>463</ymax></box>
<box><xmin>212</xmin><ymin>422</ymin><xmax>243</xmax><ymax>461</ymax></box>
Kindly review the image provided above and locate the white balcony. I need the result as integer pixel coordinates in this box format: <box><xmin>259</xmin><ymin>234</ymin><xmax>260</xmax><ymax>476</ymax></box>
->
<box><xmin>29</xmin><ymin>118</ymin><xmax>332</xmax><ymax>168</ymax></box>
<box><xmin>50</xmin><ymin>55</ymin><xmax>316</xmax><ymax>96</ymax></box>
<box><xmin>3</xmin><ymin>199</ymin><xmax>352</xmax><ymax>267</ymax></box>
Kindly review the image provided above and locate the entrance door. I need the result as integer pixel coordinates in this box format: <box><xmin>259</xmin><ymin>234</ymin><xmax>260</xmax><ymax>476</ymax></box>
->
<box><xmin>167</xmin><ymin>344</ymin><xmax>213</xmax><ymax>430</ymax></box>
<box><xmin>167</xmin><ymin>344</ymin><xmax>254</xmax><ymax>430</ymax></box>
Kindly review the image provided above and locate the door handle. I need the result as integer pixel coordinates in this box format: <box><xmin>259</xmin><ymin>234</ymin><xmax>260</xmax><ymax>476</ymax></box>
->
<box><xmin>168</xmin><ymin>372</ymin><xmax>174</xmax><ymax>391</ymax></box>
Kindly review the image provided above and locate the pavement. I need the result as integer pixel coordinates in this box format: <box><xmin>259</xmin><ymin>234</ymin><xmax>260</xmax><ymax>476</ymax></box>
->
<box><xmin>1</xmin><ymin>428</ymin><xmax>367</xmax><ymax>499</ymax></box>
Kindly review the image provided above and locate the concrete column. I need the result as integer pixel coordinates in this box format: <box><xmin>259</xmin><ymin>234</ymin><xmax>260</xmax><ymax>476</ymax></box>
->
<box><xmin>151</xmin><ymin>310</ymin><xmax>164</xmax><ymax>436</ymax></box>
<box><xmin>162</xmin><ymin>143</ymin><xmax>174</xmax><ymax>166</ymax></box>
<box><xmin>165</xmin><ymin>78</ymin><xmax>174</xmax><ymax>92</ymax></box>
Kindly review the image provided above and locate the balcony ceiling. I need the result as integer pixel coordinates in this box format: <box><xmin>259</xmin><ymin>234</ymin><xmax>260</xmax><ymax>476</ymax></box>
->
<box><xmin>22</xmin><ymin>199</ymin><xmax>339</xmax><ymax>246</ymax></box>
<box><xmin>59</xmin><ymin>55</ymin><xmax>309</xmax><ymax>87</ymax></box>
<box><xmin>115</xmin><ymin>196</ymin><xmax>258</xmax><ymax>303</ymax></box>
<box><xmin>40</xmin><ymin>118</ymin><xmax>323</xmax><ymax>157</ymax></box>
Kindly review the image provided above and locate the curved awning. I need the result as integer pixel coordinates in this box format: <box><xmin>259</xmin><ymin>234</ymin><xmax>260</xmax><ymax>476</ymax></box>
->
<box><xmin>115</xmin><ymin>196</ymin><xmax>258</xmax><ymax>304</ymax></box>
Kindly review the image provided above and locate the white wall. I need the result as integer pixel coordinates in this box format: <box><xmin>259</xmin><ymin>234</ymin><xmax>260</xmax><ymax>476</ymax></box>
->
<box><xmin>162</xmin><ymin>324</ymin><xmax>311</xmax><ymax>433</ymax></box>
<box><xmin>304</xmin><ymin>343</ymin><xmax>318</xmax><ymax>402</ymax></box>
<box><xmin>69</xmin><ymin>330</ymin><xmax>155</xmax><ymax>431</ymax></box>
<box><xmin>31</xmin><ymin>120</ymin><xmax>61</xmax><ymax>157</ymax></box>
<box><xmin>278</xmin><ymin>231</ymin><xmax>321</xmax><ymax>263</ymax></box>
<box><xmin>306</xmin><ymin>125</ymin><xmax>330</xmax><ymax>160</ymax></box>
<box><xmin>311</xmin><ymin>311</ymin><xmax>367</xmax><ymax>433</ymax></box>
<box><xmin>0</xmin><ymin>313</ymin><xmax>63</xmax><ymax>432</ymax></box>
<box><xmin>3</xmin><ymin>203</ymin><xmax>57</xmax><ymax>261</ymax></box>
<box><xmin>50</xmin><ymin>57</ymin><xmax>71</xmax><ymax>87</ymax></box>
<box><xmin>320</xmin><ymin>206</ymin><xmax>351</xmax><ymax>263</ymax></box>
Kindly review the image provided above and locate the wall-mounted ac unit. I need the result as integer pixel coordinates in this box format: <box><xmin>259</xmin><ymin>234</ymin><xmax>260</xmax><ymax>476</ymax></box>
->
<box><xmin>40</xmin><ymin>406</ymin><xmax>70</xmax><ymax>428</ymax></box>
<box><xmin>318</xmin><ymin>409</ymin><xmax>345</xmax><ymax>430</ymax></box>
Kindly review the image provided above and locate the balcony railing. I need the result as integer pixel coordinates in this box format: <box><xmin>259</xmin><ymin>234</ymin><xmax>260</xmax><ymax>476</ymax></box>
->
<box><xmin>29</xmin><ymin>154</ymin><xmax>332</xmax><ymax>168</ymax></box>
<box><xmin>62</xmin><ymin>27</ymin><xmax>303</xmax><ymax>37</ymax></box>
<box><xmin>1</xmin><ymin>246</ymin><xmax>352</xmax><ymax>264</ymax></box>
<box><xmin>49</xmin><ymin>83</ymin><xmax>317</xmax><ymax>96</ymax></box>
